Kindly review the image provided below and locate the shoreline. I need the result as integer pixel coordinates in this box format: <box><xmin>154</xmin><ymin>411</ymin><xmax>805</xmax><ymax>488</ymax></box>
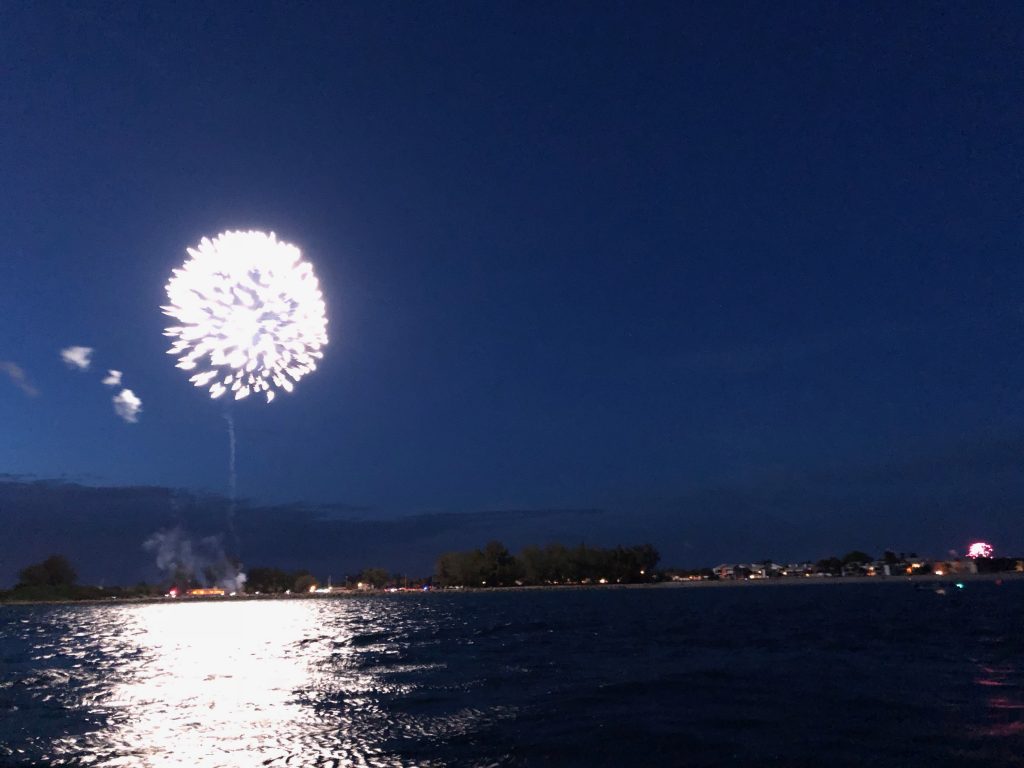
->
<box><xmin>2</xmin><ymin>571</ymin><xmax>1021</xmax><ymax>607</ymax></box>
<box><xmin>654</xmin><ymin>571</ymin><xmax>1024</xmax><ymax>588</ymax></box>
<box><xmin>440</xmin><ymin>571</ymin><xmax>1024</xmax><ymax>594</ymax></box>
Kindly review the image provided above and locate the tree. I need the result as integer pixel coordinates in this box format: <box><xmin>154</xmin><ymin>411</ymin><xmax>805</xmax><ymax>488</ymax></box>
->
<box><xmin>246</xmin><ymin>567</ymin><xmax>292</xmax><ymax>593</ymax></box>
<box><xmin>634</xmin><ymin>543</ymin><xmax>660</xmax><ymax>576</ymax></box>
<box><xmin>171</xmin><ymin>566</ymin><xmax>198</xmax><ymax>590</ymax></box>
<box><xmin>435</xmin><ymin>552</ymin><xmax>460</xmax><ymax>587</ymax></box>
<box><xmin>816</xmin><ymin>557</ymin><xmax>842</xmax><ymax>576</ymax></box>
<box><xmin>481</xmin><ymin>541</ymin><xmax>520</xmax><ymax>586</ymax></box>
<box><xmin>18</xmin><ymin>555</ymin><xmax>77</xmax><ymax>588</ymax></box>
<box><xmin>842</xmin><ymin>550</ymin><xmax>873</xmax><ymax>565</ymax></box>
<box><xmin>361</xmin><ymin>567</ymin><xmax>390</xmax><ymax>588</ymax></box>
<box><xmin>435</xmin><ymin>541</ymin><xmax>660</xmax><ymax>587</ymax></box>
<box><xmin>293</xmin><ymin>571</ymin><xmax>316</xmax><ymax>593</ymax></box>
<box><xmin>435</xmin><ymin>548</ymin><xmax>488</xmax><ymax>587</ymax></box>
<box><xmin>519</xmin><ymin>545</ymin><xmax>548</xmax><ymax>584</ymax></box>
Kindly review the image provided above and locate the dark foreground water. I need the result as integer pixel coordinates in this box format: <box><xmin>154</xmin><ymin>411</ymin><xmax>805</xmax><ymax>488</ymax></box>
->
<box><xmin>1</xmin><ymin>582</ymin><xmax>1023</xmax><ymax>767</ymax></box>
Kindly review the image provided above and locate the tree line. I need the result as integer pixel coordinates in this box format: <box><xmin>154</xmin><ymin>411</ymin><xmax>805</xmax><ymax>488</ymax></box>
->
<box><xmin>434</xmin><ymin>541</ymin><xmax>660</xmax><ymax>587</ymax></box>
<box><xmin>245</xmin><ymin>566</ymin><xmax>395</xmax><ymax>593</ymax></box>
<box><xmin>7</xmin><ymin>544</ymin><xmax>1022</xmax><ymax>602</ymax></box>
<box><xmin>0</xmin><ymin>554</ymin><xmax>157</xmax><ymax>601</ymax></box>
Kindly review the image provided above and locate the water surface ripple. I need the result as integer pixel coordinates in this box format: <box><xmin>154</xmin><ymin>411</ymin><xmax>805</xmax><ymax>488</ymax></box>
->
<box><xmin>1</xmin><ymin>582</ymin><xmax>1022</xmax><ymax>766</ymax></box>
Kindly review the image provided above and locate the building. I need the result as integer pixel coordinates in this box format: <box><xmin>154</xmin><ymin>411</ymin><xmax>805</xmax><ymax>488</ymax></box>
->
<box><xmin>186</xmin><ymin>587</ymin><xmax>226</xmax><ymax>597</ymax></box>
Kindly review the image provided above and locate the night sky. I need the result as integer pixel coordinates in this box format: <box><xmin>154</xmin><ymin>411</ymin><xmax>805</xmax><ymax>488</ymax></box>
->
<box><xmin>2</xmin><ymin>2</ymin><xmax>1023</xmax><ymax>581</ymax></box>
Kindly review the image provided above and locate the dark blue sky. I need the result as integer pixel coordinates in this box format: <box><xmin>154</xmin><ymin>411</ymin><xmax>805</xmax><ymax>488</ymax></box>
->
<box><xmin>2</xmin><ymin>2</ymin><xmax>1023</xmax><ymax>571</ymax></box>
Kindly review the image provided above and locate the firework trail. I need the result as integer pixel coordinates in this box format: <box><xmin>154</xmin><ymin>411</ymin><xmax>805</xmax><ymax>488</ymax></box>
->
<box><xmin>224</xmin><ymin>411</ymin><xmax>239</xmax><ymax>556</ymax></box>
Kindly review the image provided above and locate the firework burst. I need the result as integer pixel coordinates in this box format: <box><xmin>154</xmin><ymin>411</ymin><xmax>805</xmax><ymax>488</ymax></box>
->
<box><xmin>967</xmin><ymin>541</ymin><xmax>993</xmax><ymax>559</ymax></box>
<box><xmin>163</xmin><ymin>230</ymin><xmax>328</xmax><ymax>402</ymax></box>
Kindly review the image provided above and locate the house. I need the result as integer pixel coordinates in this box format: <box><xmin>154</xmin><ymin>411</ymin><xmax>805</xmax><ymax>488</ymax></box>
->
<box><xmin>714</xmin><ymin>564</ymin><xmax>737</xmax><ymax>579</ymax></box>
<box><xmin>714</xmin><ymin>563</ymin><xmax>754</xmax><ymax>579</ymax></box>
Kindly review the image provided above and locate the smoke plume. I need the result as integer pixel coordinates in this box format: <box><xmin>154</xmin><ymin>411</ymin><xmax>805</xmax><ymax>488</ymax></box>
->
<box><xmin>112</xmin><ymin>388</ymin><xmax>142</xmax><ymax>423</ymax></box>
<box><xmin>0</xmin><ymin>361</ymin><xmax>38</xmax><ymax>397</ymax></box>
<box><xmin>143</xmin><ymin>527</ymin><xmax>246</xmax><ymax>592</ymax></box>
<box><xmin>60</xmin><ymin>346</ymin><xmax>93</xmax><ymax>370</ymax></box>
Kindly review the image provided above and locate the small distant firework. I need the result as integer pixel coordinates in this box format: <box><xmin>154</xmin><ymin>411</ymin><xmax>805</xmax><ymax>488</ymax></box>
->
<box><xmin>163</xmin><ymin>230</ymin><xmax>328</xmax><ymax>403</ymax></box>
<box><xmin>967</xmin><ymin>541</ymin><xmax>994</xmax><ymax>559</ymax></box>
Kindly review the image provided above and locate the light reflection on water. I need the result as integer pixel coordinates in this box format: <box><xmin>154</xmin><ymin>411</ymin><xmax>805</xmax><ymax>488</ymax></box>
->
<box><xmin>2</xmin><ymin>599</ymin><xmax>498</xmax><ymax>767</ymax></box>
<box><xmin>59</xmin><ymin>601</ymin><xmax>338</xmax><ymax>766</ymax></box>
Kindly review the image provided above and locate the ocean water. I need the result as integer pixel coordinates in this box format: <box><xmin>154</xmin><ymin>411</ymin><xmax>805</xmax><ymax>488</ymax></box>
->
<box><xmin>1</xmin><ymin>581</ymin><xmax>1022</xmax><ymax>767</ymax></box>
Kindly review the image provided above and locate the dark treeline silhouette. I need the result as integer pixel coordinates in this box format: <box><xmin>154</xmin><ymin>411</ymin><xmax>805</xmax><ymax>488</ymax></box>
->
<box><xmin>2</xmin><ymin>554</ymin><xmax>157</xmax><ymax>601</ymax></box>
<box><xmin>814</xmin><ymin>550</ymin><xmax>877</xmax><ymax>576</ymax></box>
<box><xmin>435</xmin><ymin>541</ymin><xmax>660</xmax><ymax>587</ymax></box>
<box><xmin>18</xmin><ymin>554</ymin><xmax>77</xmax><ymax>589</ymax></box>
<box><xmin>359</xmin><ymin>567</ymin><xmax>391</xmax><ymax>588</ymax></box>
<box><xmin>246</xmin><ymin>567</ymin><xmax>316</xmax><ymax>594</ymax></box>
<box><xmin>5</xmin><ymin>547</ymin><xmax>1024</xmax><ymax>602</ymax></box>
<box><xmin>976</xmin><ymin>557</ymin><xmax>1023</xmax><ymax>574</ymax></box>
<box><xmin>245</xmin><ymin>566</ymin><xmax>404</xmax><ymax>592</ymax></box>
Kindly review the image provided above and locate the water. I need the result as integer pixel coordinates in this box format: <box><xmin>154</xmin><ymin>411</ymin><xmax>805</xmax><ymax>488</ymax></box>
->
<box><xmin>1</xmin><ymin>582</ymin><xmax>1022</xmax><ymax>767</ymax></box>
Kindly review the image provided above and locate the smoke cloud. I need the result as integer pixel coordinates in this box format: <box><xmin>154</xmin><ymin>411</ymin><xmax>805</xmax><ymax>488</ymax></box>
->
<box><xmin>0</xmin><ymin>361</ymin><xmax>38</xmax><ymax>397</ymax></box>
<box><xmin>143</xmin><ymin>527</ymin><xmax>246</xmax><ymax>592</ymax></box>
<box><xmin>112</xmin><ymin>388</ymin><xmax>142</xmax><ymax>423</ymax></box>
<box><xmin>60</xmin><ymin>346</ymin><xmax>93</xmax><ymax>370</ymax></box>
<box><xmin>59</xmin><ymin>349</ymin><xmax>144</xmax><ymax>423</ymax></box>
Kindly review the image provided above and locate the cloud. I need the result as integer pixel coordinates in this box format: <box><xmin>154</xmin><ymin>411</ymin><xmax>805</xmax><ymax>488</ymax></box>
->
<box><xmin>102</xmin><ymin>369</ymin><xmax>122</xmax><ymax>387</ymax></box>
<box><xmin>0</xmin><ymin>361</ymin><xmax>39</xmax><ymax>397</ymax></box>
<box><xmin>0</xmin><ymin>478</ymin><xmax>616</xmax><ymax>585</ymax></box>
<box><xmin>60</xmin><ymin>346</ymin><xmax>93</xmax><ymax>370</ymax></box>
<box><xmin>3</xmin><ymin>431</ymin><xmax>1024</xmax><ymax>587</ymax></box>
<box><xmin>112</xmin><ymin>388</ymin><xmax>142</xmax><ymax>423</ymax></box>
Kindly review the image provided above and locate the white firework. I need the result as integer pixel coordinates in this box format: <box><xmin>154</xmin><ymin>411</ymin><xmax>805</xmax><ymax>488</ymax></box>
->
<box><xmin>163</xmin><ymin>230</ymin><xmax>328</xmax><ymax>403</ymax></box>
